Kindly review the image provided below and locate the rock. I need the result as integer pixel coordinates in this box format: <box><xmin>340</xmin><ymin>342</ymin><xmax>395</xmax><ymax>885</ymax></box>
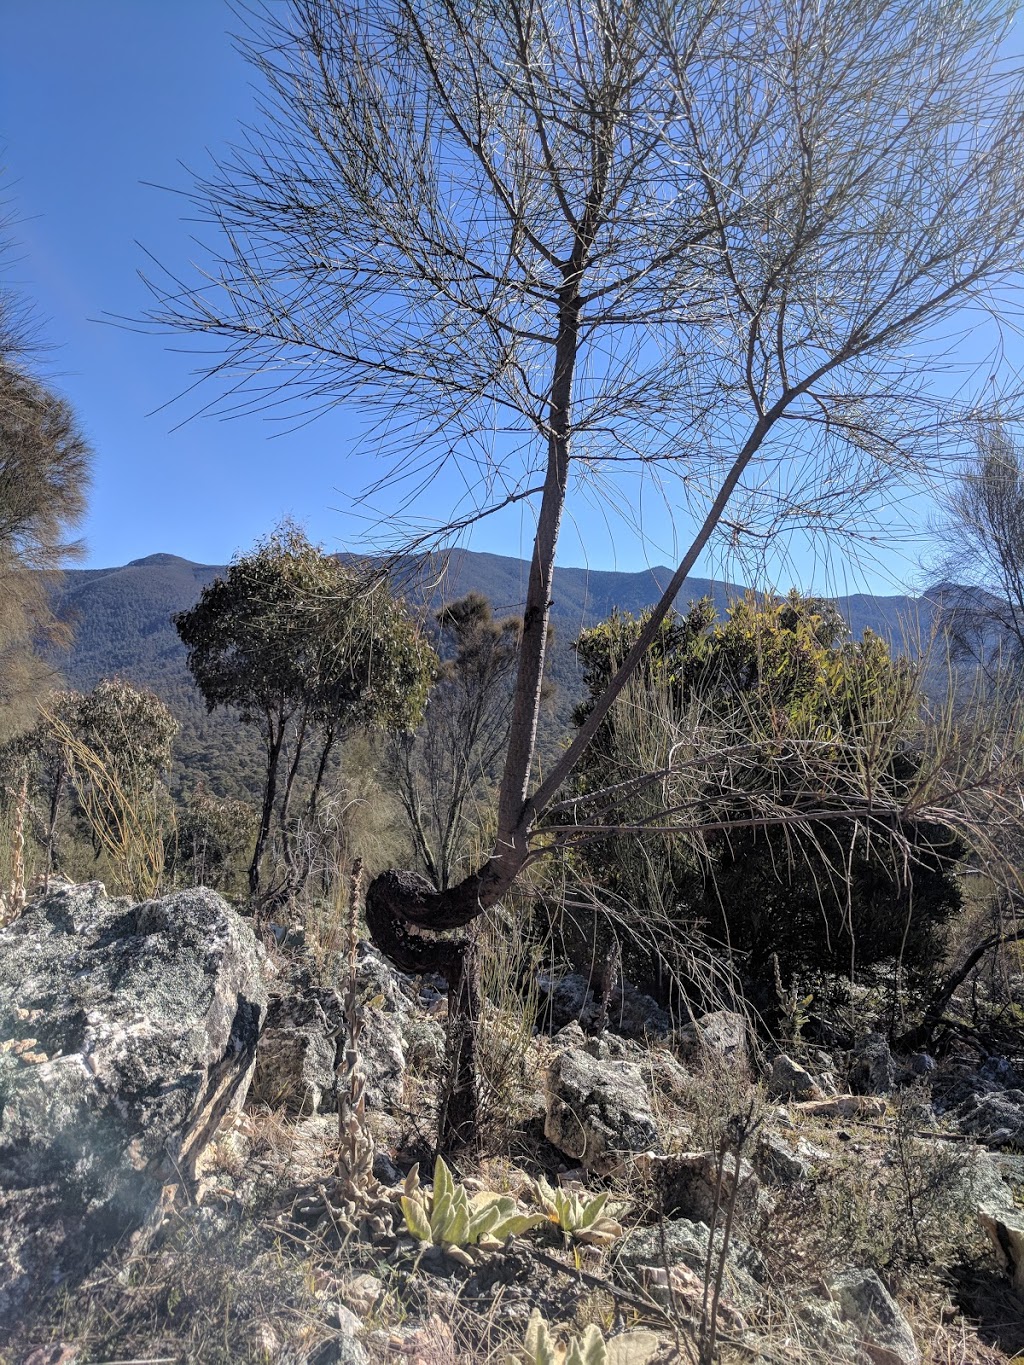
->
<box><xmin>769</xmin><ymin>1053</ymin><xmax>822</xmax><ymax>1101</ymax></box>
<box><xmin>637</xmin><ymin>1150</ymin><xmax>762</xmax><ymax>1223</ymax></box>
<box><xmin>849</xmin><ymin>1033</ymin><xmax>896</xmax><ymax>1096</ymax></box>
<box><xmin>979</xmin><ymin>1205</ymin><xmax>1024</xmax><ymax>1296</ymax></box>
<box><xmin>604</xmin><ymin>978</ymin><xmax>672</xmax><ymax>1039</ymax></box>
<box><xmin>252</xmin><ymin>942</ymin><xmax>410</xmax><ymax>1115</ymax></box>
<box><xmin>0</xmin><ymin>883</ymin><xmax>267</xmax><ymax>1340</ymax></box>
<box><xmin>342</xmin><ymin>1272</ymin><xmax>385</xmax><ymax>1317</ymax></box>
<box><xmin>794</xmin><ymin>1297</ymin><xmax>871</xmax><ymax>1363</ymax></box>
<box><xmin>349</xmin><ymin>943</ymin><xmax>421</xmax><ymax>1109</ymax></box>
<box><xmin>754</xmin><ymin>1131</ymin><xmax>817</xmax><ymax>1185</ymax></box>
<box><xmin>678</xmin><ymin>1010</ymin><xmax>747</xmax><ymax>1065</ymax></box>
<box><xmin>253</xmin><ymin>1019</ymin><xmax>337</xmax><ymax>1114</ymax></box>
<box><xmin>907</xmin><ymin>1053</ymin><xmax>937</xmax><ymax>1077</ymax></box>
<box><xmin>956</xmin><ymin>1089</ymin><xmax>1024</xmax><ymax>1148</ymax></box>
<box><xmin>830</xmin><ymin>1268</ymin><xmax>920</xmax><ymax>1365</ymax></box>
<box><xmin>973</xmin><ymin>1151</ymin><xmax>1024</xmax><ymax>1296</ymax></box>
<box><xmin>538</xmin><ymin>971</ymin><xmax>671</xmax><ymax>1039</ymax></box>
<box><xmin>792</xmin><ymin>1095</ymin><xmax>887</xmax><ymax>1120</ymax></box>
<box><xmin>372</xmin><ymin>1150</ymin><xmax>403</xmax><ymax>1186</ymax></box>
<box><xmin>402</xmin><ymin>1014</ymin><xmax>445</xmax><ymax>1071</ymax></box>
<box><xmin>584</xmin><ymin>1031</ymin><xmax>639</xmax><ymax>1061</ymax></box>
<box><xmin>615</xmin><ymin>1217</ymin><xmax>765</xmax><ymax>1310</ymax></box>
<box><xmin>979</xmin><ymin>1055</ymin><xmax>1022</xmax><ymax>1088</ymax></box>
<box><xmin>308</xmin><ymin>1310</ymin><xmax>368</xmax><ymax>1365</ymax></box>
<box><xmin>251</xmin><ymin>950</ymin><xmax>343</xmax><ymax>1114</ymax></box>
<box><xmin>543</xmin><ymin>1041</ymin><xmax>661</xmax><ymax>1173</ymax></box>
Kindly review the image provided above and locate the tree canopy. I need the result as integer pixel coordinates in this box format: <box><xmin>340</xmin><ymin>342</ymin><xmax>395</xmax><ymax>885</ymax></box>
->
<box><xmin>174</xmin><ymin>524</ymin><xmax>436</xmax><ymax>899</ymax></box>
<box><xmin>0</xmin><ymin>252</ymin><xmax>91</xmax><ymax>740</ymax></box>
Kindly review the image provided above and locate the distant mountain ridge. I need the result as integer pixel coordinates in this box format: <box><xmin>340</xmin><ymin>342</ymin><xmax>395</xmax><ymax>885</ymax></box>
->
<box><xmin>48</xmin><ymin>548</ymin><xmax>938</xmax><ymax>796</ymax></box>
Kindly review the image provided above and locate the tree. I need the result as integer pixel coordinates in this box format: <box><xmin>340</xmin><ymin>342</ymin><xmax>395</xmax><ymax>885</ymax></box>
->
<box><xmin>146</xmin><ymin>0</ymin><xmax>1024</xmax><ymax>1146</ymax></box>
<box><xmin>6</xmin><ymin>687</ymin><xmax>83</xmax><ymax>884</ymax></box>
<box><xmin>569</xmin><ymin>595</ymin><xmax>964</xmax><ymax>1004</ymax></box>
<box><xmin>167</xmin><ymin>783</ymin><xmax>259</xmax><ymax>894</ymax></box>
<box><xmin>4</xmin><ymin>679</ymin><xmax>180</xmax><ymax>897</ymax></box>
<box><xmin>174</xmin><ymin>524</ymin><xmax>435</xmax><ymax>901</ymax></box>
<box><xmin>0</xmin><ymin>220</ymin><xmax>92</xmax><ymax>742</ymax></box>
<box><xmin>931</xmin><ymin>425</ymin><xmax>1024</xmax><ymax>680</ymax></box>
<box><xmin>386</xmin><ymin>593</ymin><xmax>523</xmax><ymax>892</ymax></box>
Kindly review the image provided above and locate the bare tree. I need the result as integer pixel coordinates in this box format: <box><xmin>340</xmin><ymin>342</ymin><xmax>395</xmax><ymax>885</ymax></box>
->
<box><xmin>386</xmin><ymin>593</ymin><xmax>522</xmax><ymax>892</ymax></box>
<box><xmin>931</xmin><ymin>425</ymin><xmax>1024</xmax><ymax>680</ymax></box>
<box><xmin>145</xmin><ymin>0</ymin><xmax>1024</xmax><ymax>1146</ymax></box>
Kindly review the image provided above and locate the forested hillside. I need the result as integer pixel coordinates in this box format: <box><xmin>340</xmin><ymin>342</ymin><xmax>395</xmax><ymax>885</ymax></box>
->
<box><xmin>48</xmin><ymin>546</ymin><xmax>937</xmax><ymax>797</ymax></box>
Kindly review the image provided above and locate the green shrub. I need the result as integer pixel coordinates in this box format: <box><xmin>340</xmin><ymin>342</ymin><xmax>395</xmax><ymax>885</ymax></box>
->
<box><xmin>569</xmin><ymin>594</ymin><xmax>964</xmax><ymax>997</ymax></box>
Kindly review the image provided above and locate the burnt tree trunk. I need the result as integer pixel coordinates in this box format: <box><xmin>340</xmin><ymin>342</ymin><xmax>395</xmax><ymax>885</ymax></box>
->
<box><xmin>364</xmin><ymin>869</ymin><xmax>498</xmax><ymax>1150</ymax></box>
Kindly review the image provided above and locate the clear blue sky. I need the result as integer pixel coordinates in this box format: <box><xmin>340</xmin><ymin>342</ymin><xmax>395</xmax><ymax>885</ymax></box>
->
<box><xmin>0</xmin><ymin>1</ymin><xmax>1000</xmax><ymax>596</ymax></box>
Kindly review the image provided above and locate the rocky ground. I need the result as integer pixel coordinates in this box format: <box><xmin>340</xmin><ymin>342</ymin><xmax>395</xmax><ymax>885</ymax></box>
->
<box><xmin>1</xmin><ymin>882</ymin><xmax>1023</xmax><ymax>1364</ymax></box>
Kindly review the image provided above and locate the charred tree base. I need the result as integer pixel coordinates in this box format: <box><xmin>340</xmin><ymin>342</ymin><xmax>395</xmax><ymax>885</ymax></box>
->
<box><xmin>365</xmin><ymin>868</ymin><xmax>488</xmax><ymax>1153</ymax></box>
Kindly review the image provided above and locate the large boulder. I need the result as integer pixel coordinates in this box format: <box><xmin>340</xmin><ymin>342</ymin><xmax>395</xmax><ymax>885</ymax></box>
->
<box><xmin>543</xmin><ymin>1031</ymin><xmax>661</xmax><ymax>1173</ymax></box>
<box><xmin>0</xmin><ymin>882</ymin><xmax>267</xmax><ymax>1339</ymax></box>
<box><xmin>250</xmin><ymin>942</ymin><xmax>423</xmax><ymax>1116</ymax></box>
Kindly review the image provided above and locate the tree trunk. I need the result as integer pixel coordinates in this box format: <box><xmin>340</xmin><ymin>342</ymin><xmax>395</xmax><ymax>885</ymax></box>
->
<box><xmin>364</xmin><ymin>869</ymin><xmax>488</xmax><ymax>1150</ymax></box>
<box><xmin>250</xmin><ymin>710</ymin><xmax>286</xmax><ymax>900</ymax></box>
<box><xmin>288</xmin><ymin>724</ymin><xmax>337</xmax><ymax>901</ymax></box>
<box><xmin>44</xmin><ymin>764</ymin><xmax>66</xmax><ymax>890</ymax></box>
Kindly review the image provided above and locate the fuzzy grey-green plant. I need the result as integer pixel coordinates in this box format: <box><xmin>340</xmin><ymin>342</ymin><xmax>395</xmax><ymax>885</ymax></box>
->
<box><xmin>400</xmin><ymin>1157</ymin><xmax>544</xmax><ymax>1264</ymax></box>
<box><xmin>506</xmin><ymin>1310</ymin><xmax>660</xmax><ymax>1365</ymax></box>
<box><xmin>534</xmin><ymin>1178</ymin><xmax>624</xmax><ymax>1248</ymax></box>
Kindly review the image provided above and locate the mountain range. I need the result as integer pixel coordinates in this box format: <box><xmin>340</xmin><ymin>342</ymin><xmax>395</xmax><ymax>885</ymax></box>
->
<box><xmin>49</xmin><ymin>548</ymin><xmax>938</xmax><ymax>797</ymax></box>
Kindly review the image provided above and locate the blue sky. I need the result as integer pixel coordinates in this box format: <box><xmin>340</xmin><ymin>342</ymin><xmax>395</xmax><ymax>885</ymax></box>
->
<box><xmin>0</xmin><ymin>1</ymin><xmax>1003</xmax><ymax>597</ymax></box>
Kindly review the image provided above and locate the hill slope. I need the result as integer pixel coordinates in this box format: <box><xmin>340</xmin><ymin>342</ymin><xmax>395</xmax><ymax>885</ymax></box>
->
<box><xmin>49</xmin><ymin>549</ymin><xmax>936</xmax><ymax>796</ymax></box>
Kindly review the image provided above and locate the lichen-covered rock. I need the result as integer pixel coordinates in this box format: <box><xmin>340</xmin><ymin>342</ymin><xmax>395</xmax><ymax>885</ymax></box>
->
<box><xmin>543</xmin><ymin>1039</ymin><xmax>661</xmax><ymax>1172</ymax></box>
<box><xmin>251</xmin><ymin>942</ymin><xmax>413</xmax><ymax>1115</ymax></box>
<box><xmin>973</xmin><ymin>1152</ymin><xmax>1024</xmax><ymax>1296</ymax></box>
<box><xmin>753</xmin><ymin>1130</ymin><xmax>823</xmax><ymax>1185</ymax></box>
<box><xmin>830</xmin><ymin>1268</ymin><xmax>920</xmax><ymax>1365</ymax></box>
<box><xmin>538</xmin><ymin>971</ymin><xmax>671</xmax><ymax>1039</ymax></box>
<box><xmin>0</xmin><ymin>882</ymin><xmax>267</xmax><ymax>1339</ymax></box>
<box><xmin>678</xmin><ymin>1010</ymin><xmax>747</xmax><ymax>1065</ymax></box>
<box><xmin>251</xmin><ymin>955</ymin><xmax>341</xmax><ymax>1114</ymax></box>
<box><xmin>956</xmin><ymin>1088</ymin><xmax>1024</xmax><ymax>1148</ymax></box>
<box><xmin>769</xmin><ymin>1053</ymin><xmax>822</xmax><ymax>1101</ymax></box>
<box><xmin>615</xmin><ymin>1217</ymin><xmax>765</xmax><ymax>1310</ymax></box>
<box><xmin>636</xmin><ymin>1149</ymin><xmax>762</xmax><ymax>1223</ymax></box>
<box><xmin>849</xmin><ymin>1033</ymin><xmax>896</xmax><ymax>1097</ymax></box>
<box><xmin>793</xmin><ymin>1296</ymin><xmax>872</xmax><ymax>1364</ymax></box>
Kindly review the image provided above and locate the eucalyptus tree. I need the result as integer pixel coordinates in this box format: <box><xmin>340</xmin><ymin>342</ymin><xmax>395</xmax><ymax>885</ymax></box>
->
<box><xmin>0</xmin><ymin>329</ymin><xmax>91</xmax><ymax>740</ymax></box>
<box><xmin>147</xmin><ymin>0</ymin><xmax>1024</xmax><ymax>1145</ymax></box>
<box><xmin>3</xmin><ymin>680</ymin><xmax>178</xmax><ymax>888</ymax></box>
<box><xmin>174</xmin><ymin>525</ymin><xmax>435</xmax><ymax>901</ymax></box>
